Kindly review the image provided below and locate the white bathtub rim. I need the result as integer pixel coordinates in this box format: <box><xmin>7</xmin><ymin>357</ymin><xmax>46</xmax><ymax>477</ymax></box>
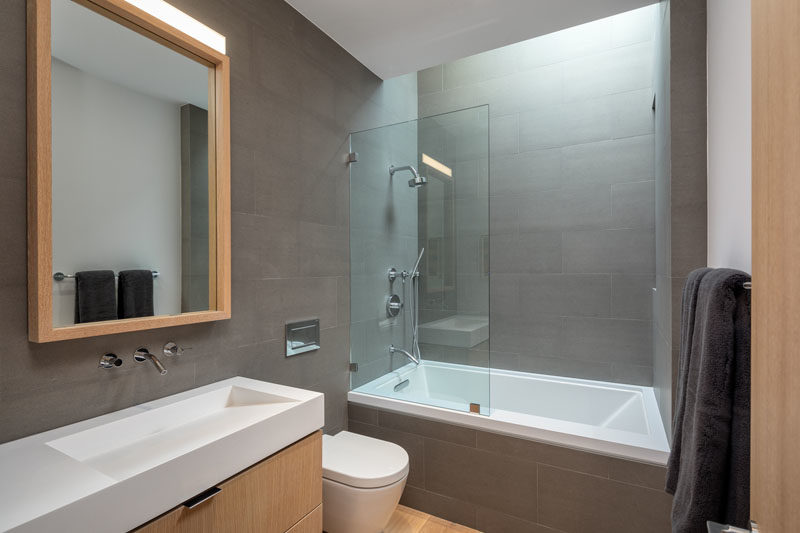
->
<box><xmin>350</xmin><ymin>360</ymin><xmax>670</xmax><ymax>466</ymax></box>
<box><xmin>348</xmin><ymin>390</ymin><xmax>669</xmax><ymax>466</ymax></box>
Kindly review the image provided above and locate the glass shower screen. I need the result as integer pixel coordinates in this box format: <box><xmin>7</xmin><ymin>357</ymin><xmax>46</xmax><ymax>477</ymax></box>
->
<box><xmin>349</xmin><ymin>105</ymin><xmax>490</xmax><ymax>415</ymax></box>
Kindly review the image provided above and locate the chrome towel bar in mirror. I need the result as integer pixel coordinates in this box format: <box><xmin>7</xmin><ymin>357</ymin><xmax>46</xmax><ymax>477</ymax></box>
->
<box><xmin>53</xmin><ymin>271</ymin><xmax>159</xmax><ymax>281</ymax></box>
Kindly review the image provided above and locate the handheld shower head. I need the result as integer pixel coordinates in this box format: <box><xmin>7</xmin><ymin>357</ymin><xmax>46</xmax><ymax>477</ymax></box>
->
<box><xmin>411</xmin><ymin>247</ymin><xmax>424</xmax><ymax>277</ymax></box>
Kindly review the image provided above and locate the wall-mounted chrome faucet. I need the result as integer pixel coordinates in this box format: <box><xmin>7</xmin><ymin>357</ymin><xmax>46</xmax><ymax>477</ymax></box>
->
<box><xmin>389</xmin><ymin>344</ymin><xmax>420</xmax><ymax>365</ymax></box>
<box><xmin>134</xmin><ymin>347</ymin><xmax>167</xmax><ymax>375</ymax></box>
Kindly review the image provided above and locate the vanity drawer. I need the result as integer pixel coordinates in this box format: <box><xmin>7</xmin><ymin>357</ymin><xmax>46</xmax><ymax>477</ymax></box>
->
<box><xmin>287</xmin><ymin>505</ymin><xmax>322</xmax><ymax>533</ymax></box>
<box><xmin>135</xmin><ymin>431</ymin><xmax>322</xmax><ymax>533</ymax></box>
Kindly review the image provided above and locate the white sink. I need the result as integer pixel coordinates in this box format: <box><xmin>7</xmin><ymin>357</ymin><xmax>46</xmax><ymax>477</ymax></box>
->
<box><xmin>0</xmin><ymin>377</ymin><xmax>324</xmax><ymax>533</ymax></box>
<box><xmin>47</xmin><ymin>386</ymin><xmax>300</xmax><ymax>481</ymax></box>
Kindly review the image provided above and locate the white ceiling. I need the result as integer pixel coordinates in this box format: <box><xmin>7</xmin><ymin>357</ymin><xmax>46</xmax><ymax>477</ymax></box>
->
<box><xmin>284</xmin><ymin>0</ymin><xmax>658</xmax><ymax>79</ymax></box>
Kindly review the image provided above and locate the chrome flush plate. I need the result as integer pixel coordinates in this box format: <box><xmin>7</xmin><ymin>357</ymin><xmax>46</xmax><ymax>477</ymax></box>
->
<box><xmin>285</xmin><ymin>319</ymin><xmax>320</xmax><ymax>356</ymax></box>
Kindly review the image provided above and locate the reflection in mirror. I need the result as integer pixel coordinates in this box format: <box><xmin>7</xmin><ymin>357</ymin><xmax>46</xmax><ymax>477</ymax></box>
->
<box><xmin>50</xmin><ymin>0</ymin><xmax>213</xmax><ymax>327</ymax></box>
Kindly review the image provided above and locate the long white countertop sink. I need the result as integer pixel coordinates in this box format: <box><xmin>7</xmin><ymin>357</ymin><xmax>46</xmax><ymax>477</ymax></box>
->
<box><xmin>0</xmin><ymin>377</ymin><xmax>324</xmax><ymax>533</ymax></box>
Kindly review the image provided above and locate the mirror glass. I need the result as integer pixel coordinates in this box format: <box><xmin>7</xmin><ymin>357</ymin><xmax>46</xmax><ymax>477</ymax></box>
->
<box><xmin>50</xmin><ymin>0</ymin><xmax>215</xmax><ymax>327</ymax></box>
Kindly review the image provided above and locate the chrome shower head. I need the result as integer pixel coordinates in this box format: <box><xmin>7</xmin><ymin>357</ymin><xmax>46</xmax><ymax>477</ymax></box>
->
<box><xmin>389</xmin><ymin>164</ymin><xmax>427</xmax><ymax>188</ymax></box>
<box><xmin>408</xmin><ymin>175</ymin><xmax>427</xmax><ymax>188</ymax></box>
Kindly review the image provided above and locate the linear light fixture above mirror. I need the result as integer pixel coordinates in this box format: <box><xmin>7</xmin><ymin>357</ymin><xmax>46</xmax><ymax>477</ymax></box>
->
<box><xmin>124</xmin><ymin>0</ymin><xmax>226</xmax><ymax>53</ymax></box>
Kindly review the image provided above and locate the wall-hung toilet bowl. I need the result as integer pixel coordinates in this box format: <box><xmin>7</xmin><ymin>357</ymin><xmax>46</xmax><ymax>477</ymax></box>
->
<box><xmin>322</xmin><ymin>431</ymin><xmax>409</xmax><ymax>533</ymax></box>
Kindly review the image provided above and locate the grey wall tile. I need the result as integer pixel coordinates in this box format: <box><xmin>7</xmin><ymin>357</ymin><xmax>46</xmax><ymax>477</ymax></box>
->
<box><xmin>519</xmin><ymin>274</ymin><xmax>612</xmax><ymax>318</ymax></box>
<box><xmin>400</xmin><ymin>485</ymin><xmax>477</xmax><ymax>528</ymax></box>
<box><xmin>561</xmin><ymin>41</ymin><xmax>655</xmax><ymax>102</ymax></box>
<box><xmin>490</xmin><ymin>195</ymin><xmax>520</xmax><ymax>236</ymax></box>
<box><xmin>378</xmin><ymin>409</ymin><xmax>477</xmax><ymax>447</ymax></box>
<box><xmin>476</xmin><ymin>507</ymin><xmax>558</xmax><ymax>533</ymax></box>
<box><xmin>491</xmin><ymin>232</ymin><xmax>562</xmax><ymax>274</ymax></box>
<box><xmin>475</xmin><ymin>431</ymin><xmax>611</xmax><ymax>477</ymax></box>
<box><xmin>517</xmin><ymin>185</ymin><xmax>612</xmax><ymax>233</ymax></box>
<box><xmin>611</xmin><ymin>4</ymin><xmax>657</xmax><ymax>47</ymax></box>
<box><xmin>563</xmin><ymin>229</ymin><xmax>655</xmax><ymax>274</ymax></box>
<box><xmin>425</xmin><ymin>439</ymin><xmax>539</xmax><ymax>522</ymax></box>
<box><xmin>519</xmin><ymin>99</ymin><xmax>613</xmax><ymax>151</ymax></box>
<box><xmin>538</xmin><ymin>465</ymin><xmax>671</xmax><ymax>533</ymax></box>
<box><xmin>484</xmin><ymin>65</ymin><xmax>563</xmax><ymax>117</ymax></box>
<box><xmin>562</xmin><ymin>135</ymin><xmax>655</xmax><ymax>187</ymax></box>
<box><xmin>491</xmin><ymin>148</ymin><xmax>562</xmax><ymax>196</ymax></box>
<box><xmin>612</xmin><ymin>181</ymin><xmax>655</xmax><ymax>229</ymax></box>
<box><xmin>490</xmin><ymin>114</ymin><xmax>520</xmax><ymax>156</ymax></box>
<box><xmin>443</xmin><ymin>46</ymin><xmax>520</xmax><ymax>90</ymax></box>
<box><xmin>562</xmin><ymin>317</ymin><xmax>652</xmax><ymax>365</ymax></box>
<box><xmin>653</xmin><ymin>326</ymin><xmax>672</xmax><ymax>438</ymax></box>
<box><xmin>608</xmin><ymin>458</ymin><xmax>667</xmax><ymax>490</ymax></box>
<box><xmin>516</xmin><ymin>354</ymin><xmax>613</xmax><ymax>383</ymax></box>
<box><xmin>515</xmin><ymin>17</ymin><xmax>613</xmax><ymax>70</ymax></box>
<box><xmin>347</xmin><ymin>402</ymin><xmax>378</xmax><ymax>425</ymax></box>
<box><xmin>612</xmin><ymin>274</ymin><xmax>655</xmax><ymax>320</ymax></box>
<box><xmin>418</xmin><ymin>65</ymin><xmax>443</xmax><ymax>95</ymax></box>
<box><xmin>610</xmin><ymin>362</ymin><xmax>654</xmax><ymax>386</ymax></box>
<box><xmin>490</xmin><ymin>313</ymin><xmax>562</xmax><ymax>356</ymax></box>
<box><xmin>609</xmin><ymin>88</ymin><xmax>656</xmax><ymax>138</ymax></box>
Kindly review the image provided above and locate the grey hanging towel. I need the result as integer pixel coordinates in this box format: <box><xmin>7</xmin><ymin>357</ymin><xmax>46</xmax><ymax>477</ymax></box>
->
<box><xmin>117</xmin><ymin>270</ymin><xmax>154</xmax><ymax>319</ymax></box>
<box><xmin>665</xmin><ymin>268</ymin><xmax>751</xmax><ymax>532</ymax></box>
<box><xmin>74</xmin><ymin>270</ymin><xmax>117</xmax><ymax>323</ymax></box>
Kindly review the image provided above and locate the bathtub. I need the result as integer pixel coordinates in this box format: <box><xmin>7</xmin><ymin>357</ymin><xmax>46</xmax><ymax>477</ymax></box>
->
<box><xmin>349</xmin><ymin>360</ymin><xmax>670</xmax><ymax>465</ymax></box>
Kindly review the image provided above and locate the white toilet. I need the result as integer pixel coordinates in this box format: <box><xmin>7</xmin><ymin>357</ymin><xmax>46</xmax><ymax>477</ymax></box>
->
<box><xmin>322</xmin><ymin>431</ymin><xmax>409</xmax><ymax>533</ymax></box>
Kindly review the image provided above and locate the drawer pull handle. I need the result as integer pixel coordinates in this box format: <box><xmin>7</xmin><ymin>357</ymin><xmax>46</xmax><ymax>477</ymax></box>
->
<box><xmin>183</xmin><ymin>486</ymin><xmax>221</xmax><ymax>509</ymax></box>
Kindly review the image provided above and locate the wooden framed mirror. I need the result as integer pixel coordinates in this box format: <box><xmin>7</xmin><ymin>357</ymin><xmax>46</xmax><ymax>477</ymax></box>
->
<box><xmin>27</xmin><ymin>0</ymin><xmax>230</xmax><ymax>342</ymax></box>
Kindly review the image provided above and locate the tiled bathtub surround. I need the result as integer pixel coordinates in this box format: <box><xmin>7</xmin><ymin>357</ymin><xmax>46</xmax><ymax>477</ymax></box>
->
<box><xmin>652</xmin><ymin>0</ymin><xmax>708</xmax><ymax>437</ymax></box>
<box><xmin>348</xmin><ymin>403</ymin><xmax>671</xmax><ymax>533</ymax></box>
<box><xmin>0</xmin><ymin>0</ymin><xmax>416</xmax><ymax>443</ymax></box>
<box><xmin>419</xmin><ymin>6</ymin><xmax>658</xmax><ymax>385</ymax></box>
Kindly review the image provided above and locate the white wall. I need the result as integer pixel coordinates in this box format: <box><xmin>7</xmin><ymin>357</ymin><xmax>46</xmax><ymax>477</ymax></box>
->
<box><xmin>51</xmin><ymin>59</ymin><xmax>182</xmax><ymax>326</ymax></box>
<box><xmin>707</xmin><ymin>0</ymin><xmax>751</xmax><ymax>273</ymax></box>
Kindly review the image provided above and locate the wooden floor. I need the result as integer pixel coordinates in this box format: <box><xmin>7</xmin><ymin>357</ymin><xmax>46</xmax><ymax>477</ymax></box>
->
<box><xmin>383</xmin><ymin>505</ymin><xmax>481</xmax><ymax>533</ymax></box>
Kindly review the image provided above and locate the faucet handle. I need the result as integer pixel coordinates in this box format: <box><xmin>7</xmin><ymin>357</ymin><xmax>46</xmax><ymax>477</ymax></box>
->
<box><xmin>99</xmin><ymin>353</ymin><xmax>122</xmax><ymax>369</ymax></box>
<box><xmin>163</xmin><ymin>341</ymin><xmax>189</xmax><ymax>357</ymax></box>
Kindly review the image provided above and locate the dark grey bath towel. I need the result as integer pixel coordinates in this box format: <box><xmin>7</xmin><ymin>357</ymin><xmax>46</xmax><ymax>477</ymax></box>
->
<box><xmin>117</xmin><ymin>270</ymin><xmax>154</xmax><ymax>319</ymax></box>
<box><xmin>74</xmin><ymin>270</ymin><xmax>117</xmax><ymax>323</ymax></box>
<box><xmin>666</xmin><ymin>268</ymin><xmax>751</xmax><ymax>532</ymax></box>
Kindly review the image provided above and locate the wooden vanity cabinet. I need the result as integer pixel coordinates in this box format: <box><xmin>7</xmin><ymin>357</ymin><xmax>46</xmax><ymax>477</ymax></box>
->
<box><xmin>135</xmin><ymin>431</ymin><xmax>322</xmax><ymax>533</ymax></box>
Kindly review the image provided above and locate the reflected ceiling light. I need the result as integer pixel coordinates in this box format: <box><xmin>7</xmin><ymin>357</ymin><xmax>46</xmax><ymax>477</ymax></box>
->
<box><xmin>421</xmin><ymin>153</ymin><xmax>452</xmax><ymax>178</ymax></box>
<box><xmin>124</xmin><ymin>0</ymin><xmax>226</xmax><ymax>54</ymax></box>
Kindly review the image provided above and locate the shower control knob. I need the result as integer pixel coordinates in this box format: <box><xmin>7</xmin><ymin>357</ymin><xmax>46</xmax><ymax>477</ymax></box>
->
<box><xmin>386</xmin><ymin>294</ymin><xmax>402</xmax><ymax>317</ymax></box>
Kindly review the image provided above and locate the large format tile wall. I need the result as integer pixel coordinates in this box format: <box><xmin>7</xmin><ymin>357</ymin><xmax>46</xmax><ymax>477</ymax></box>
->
<box><xmin>349</xmin><ymin>403</ymin><xmax>672</xmax><ymax>533</ymax></box>
<box><xmin>0</xmin><ymin>0</ymin><xmax>416</xmax><ymax>443</ymax></box>
<box><xmin>418</xmin><ymin>7</ymin><xmax>658</xmax><ymax>384</ymax></box>
<box><xmin>652</xmin><ymin>0</ymin><xmax>708</xmax><ymax>436</ymax></box>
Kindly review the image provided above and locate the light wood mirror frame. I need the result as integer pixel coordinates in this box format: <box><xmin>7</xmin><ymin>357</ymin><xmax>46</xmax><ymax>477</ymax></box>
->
<box><xmin>27</xmin><ymin>0</ymin><xmax>231</xmax><ymax>342</ymax></box>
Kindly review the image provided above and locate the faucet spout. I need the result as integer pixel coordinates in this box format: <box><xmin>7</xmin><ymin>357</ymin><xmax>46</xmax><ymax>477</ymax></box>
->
<box><xmin>134</xmin><ymin>347</ymin><xmax>168</xmax><ymax>375</ymax></box>
<box><xmin>389</xmin><ymin>344</ymin><xmax>420</xmax><ymax>366</ymax></box>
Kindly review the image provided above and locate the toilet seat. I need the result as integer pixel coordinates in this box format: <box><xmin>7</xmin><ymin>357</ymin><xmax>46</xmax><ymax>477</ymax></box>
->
<box><xmin>322</xmin><ymin>431</ymin><xmax>409</xmax><ymax>489</ymax></box>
